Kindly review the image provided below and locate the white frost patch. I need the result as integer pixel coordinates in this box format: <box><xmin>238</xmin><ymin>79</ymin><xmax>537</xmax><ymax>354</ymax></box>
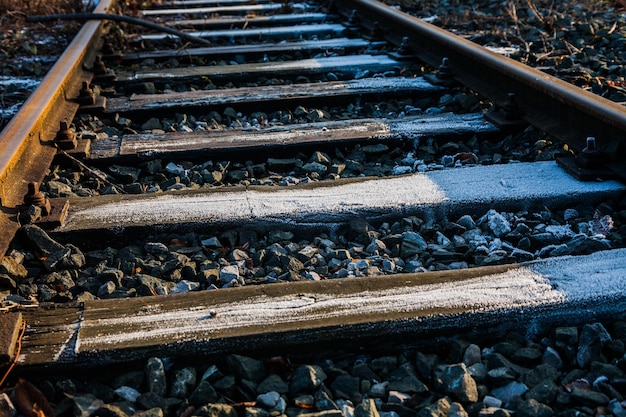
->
<box><xmin>426</xmin><ymin>161</ymin><xmax>624</xmax><ymax>203</ymax></box>
<box><xmin>61</xmin><ymin>161</ymin><xmax>625</xmax><ymax>232</ymax></box>
<box><xmin>72</xmin><ymin>249</ymin><xmax>626</xmax><ymax>353</ymax></box>
<box><xmin>255</xmin><ymin>55</ymin><xmax>398</xmax><ymax>72</ymax></box>
<box><xmin>347</xmin><ymin>77</ymin><xmax>438</xmax><ymax>90</ymax></box>
<box><xmin>0</xmin><ymin>76</ymin><xmax>41</xmax><ymax>90</ymax></box>
<box><xmin>61</xmin><ymin>173</ymin><xmax>446</xmax><ymax>230</ymax></box>
<box><xmin>185</xmin><ymin>24</ymin><xmax>346</xmax><ymax>40</ymax></box>
<box><xmin>0</xmin><ymin>103</ymin><xmax>23</xmax><ymax>120</ymax></box>
<box><xmin>138</xmin><ymin>55</ymin><xmax>401</xmax><ymax>80</ymax></box>
<box><xmin>141</xmin><ymin>3</ymin><xmax>310</xmax><ymax>16</ymax></box>
<box><xmin>528</xmin><ymin>248</ymin><xmax>626</xmax><ymax>300</ymax></box>
<box><xmin>545</xmin><ymin>225</ymin><xmax>575</xmax><ymax>239</ymax></box>
<box><xmin>79</xmin><ymin>265</ymin><xmax>565</xmax><ymax>348</ymax></box>
<box><xmin>390</xmin><ymin>113</ymin><xmax>495</xmax><ymax>136</ymax></box>
<box><xmin>484</xmin><ymin>45</ymin><xmax>522</xmax><ymax>57</ymax></box>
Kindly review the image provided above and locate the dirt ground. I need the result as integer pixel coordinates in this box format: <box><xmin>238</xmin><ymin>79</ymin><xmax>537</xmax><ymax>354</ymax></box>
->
<box><xmin>0</xmin><ymin>0</ymin><xmax>85</xmax><ymax>66</ymax></box>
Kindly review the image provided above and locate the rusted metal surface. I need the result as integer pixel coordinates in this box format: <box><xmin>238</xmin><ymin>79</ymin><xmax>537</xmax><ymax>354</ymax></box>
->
<box><xmin>339</xmin><ymin>0</ymin><xmax>626</xmax><ymax>175</ymax></box>
<box><xmin>0</xmin><ymin>0</ymin><xmax>117</xmax><ymax>256</ymax></box>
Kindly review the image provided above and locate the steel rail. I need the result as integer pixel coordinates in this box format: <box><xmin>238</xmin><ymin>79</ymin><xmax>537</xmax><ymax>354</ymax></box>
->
<box><xmin>0</xmin><ymin>0</ymin><xmax>116</xmax><ymax>256</ymax></box>
<box><xmin>340</xmin><ymin>0</ymin><xmax>626</xmax><ymax>177</ymax></box>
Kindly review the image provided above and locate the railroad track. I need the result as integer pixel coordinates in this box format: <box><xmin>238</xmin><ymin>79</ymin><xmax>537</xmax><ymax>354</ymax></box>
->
<box><xmin>0</xmin><ymin>0</ymin><xmax>626</xmax><ymax>392</ymax></box>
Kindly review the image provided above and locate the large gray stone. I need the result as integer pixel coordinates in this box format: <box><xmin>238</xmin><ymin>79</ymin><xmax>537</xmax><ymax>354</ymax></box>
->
<box><xmin>145</xmin><ymin>357</ymin><xmax>167</xmax><ymax>396</ymax></box>
<box><xmin>513</xmin><ymin>399</ymin><xmax>552</xmax><ymax>417</ymax></box>
<box><xmin>256</xmin><ymin>374</ymin><xmax>288</xmax><ymax>394</ymax></box>
<box><xmin>520</xmin><ymin>364</ymin><xmax>559</xmax><ymax>388</ymax></box>
<box><xmin>541</xmin><ymin>347</ymin><xmax>563</xmax><ymax>369</ymax></box>
<box><xmin>491</xmin><ymin>381</ymin><xmax>528</xmax><ymax>404</ymax></box>
<box><xmin>20</xmin><ymin>224</ymin><xmax>66</xmax><ymax>256</ymax></box>
<box><xmin>314</xmin><ymin>389</ymin><xmax>339</xmax><ymax>411</ymax></box>
<box><xmin>354</xmin><ymin>399</ymin><xmax>380</xmax><ymax>417</ymax></box>
<box><xmin>73</xmin><ymin>394</ymin><xmax>102</xmax><ymax>417</ymax></box>
<box><xmin>487</xmin><ymin>367</ymin><xmax>517</xmax><ymax>386</ymax></box>
<box><xmin>400</xmin><ymin>232</ymin><xmax>428</xmax><ymax>257</ymax></box>
<box><xmin>189</xmin><ymin>380</ymin><xmax>218</xmax><ymax>407</ymax></box>
<box><xmin>136</xmin><ymin>274</ymin><xmax>170</xmax><ymax>296</ymax></box>
<box><xmin>330</xmin><ymin>374</ymin><xmax>361</xmax><ymax>402</ymax></box>
<box><xmin>170</xmin><ymin>367</ymin><xmax>196</xmax><ymax>399</ymax></box>
<box><xmin>577</xmin><ymin>323</ymin><xmax>611</xmax><ymax>367</ymax></box>
<box><xmin>570</xmin><ymin>386</ymin><xmax>610</xmax><ymax>407</ymax></box>
<box><xmin>387</xmin><ymin>376</ymin><xmax>428</xmax><ymax>394</ymax></box>
<box><xmin>463</xmin><ymin>344</ymin><xmax>482</xmax><ymax>367</ymax></box>
<box><xmin>0</xmin><ymin>257</ymin><xmax>27</xmax><ymax>279</ymax></box>
<box><xmin>256</xmin><ymin>391</ymin><xmax>281</xmax><ymax>409</ymax></box>
<box><xmin>524</xmin><ymin>379</ymin><xmax>559</xmax><ymax>404</ymax></box>
<box><xmin>416</xmin><ymin>397</ymin><xmax>450</xmax><ymax>417</ymax></box>
<box><xmin>434</xmin><ymin>364</ymin><xmax>478</xmax><ymax>403</ymax></box>
<box><xmin>227</xmin><ymin>354</ymin><xmax>267</xmax><ymax>383</ymax></box>
<box><xmin>481</xmin><ymin>210</ymin><xmax>511</xmax><ymax>237</ymax></box>
<box><xmin>114</xmin><ymin>386</ymin><xmax>141</xmax><ymax>403</ymax></box>
<box><xmin>448</xmin><ymin>402</ymin><xmax>468</xmax><ymax>417</ymax></box>
<box><xmin>289</xmin><ymin>365</ymin><xmax>327</xmax><ymax>395</ymax></box>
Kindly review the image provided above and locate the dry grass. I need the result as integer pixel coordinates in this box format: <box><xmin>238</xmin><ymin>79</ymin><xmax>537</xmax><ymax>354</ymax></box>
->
<box><xmin>0</xmin><ymin>0</ymin><xmax>86</xmax><ymax>15</ymax></box>
<box><xmin>0</xmin><ymin>0</ymin><xmax>87</xmax><ymax>60</ymax></box>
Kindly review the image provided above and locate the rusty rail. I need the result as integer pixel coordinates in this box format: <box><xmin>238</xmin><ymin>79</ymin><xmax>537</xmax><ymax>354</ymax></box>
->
<box><xmin>0</xmin><ymin>0</ymin><xmax>116</xmax><ymax>255</ymax></box>
<box><xmin>338</xmin><ymin>0</ymin><xmax>626</xmax><ymax>179</ymax></box>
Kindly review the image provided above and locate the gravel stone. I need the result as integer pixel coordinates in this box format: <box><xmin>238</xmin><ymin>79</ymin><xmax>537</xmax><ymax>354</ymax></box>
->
<box><xmin>330</xmin><ymin>375</ymin><xmax>361</xmax><ymax>402</ymax></box>
<box><xmin>189</xmin><ymin>381</ymin><xmax>218</xmax><ymax>407</ymax></box>
<box><xmin>196</xmin><ymin>404</ymin><xmax>237</xmax><ymax>417</ymax></box>
<box><xmin>578</xmin><ymin>322</ymin><xmax>611</xmax><ymax>367</ymax></box>
<box><xmin>490</xmin><ymin>381</ymin><xmax>528</xmax><ymax>404</ymax></box>
<box><xmin>170</xmin><ymin>367</ymin><xmax>196</xmax><ymax>399</ymax></box>
<box><xmin>290</xmin><ymin>365</ymin><xmax>327</xmax><ymax>395</ymax></box>
<box><xmin>434</xmin><ymin>363</ymin><xmax>478</xmax><ymax>403</ymax></box>
<box><xmin>0</xmin><ymin>256</ymin><xmax>27</xmax><ymax>279</ymax></box>
<box><xmin>114</xmin><ymin>386</ymin><xmax>141</xmax><ymax>403</ymax></box>
<box><xmin>354</xmin><ymin>399</ymin><xmax>380</xmax><ymax>417</ymax></box>
<box><xmin>145</xmin><ymin>357</ymin><xmax>167</xmax><ymax>397</ymax></box>
<box><xmin>227</xmin><ymin>354</ymin><xmax>267</xmax><ymax>383</ymax></box>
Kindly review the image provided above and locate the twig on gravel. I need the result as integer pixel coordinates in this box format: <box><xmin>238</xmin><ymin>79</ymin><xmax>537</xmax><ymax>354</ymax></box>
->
<box><xmin>55</xmin><ymin>145</ymin><xmax>127</xmax><ymax>194</ymax></box>
<box><xmin>505</xmin><ymin>0</ymin><xmax>522</xmax><ymax>39</ymax></box>
<box><xmin>525</xmin><ymin>0</ymin><xmax>545</xmax><ymax>25</ymax></box>
<box><xmin>26</xmin><ymin>13</ymin><xmax>212</xmax><ymax>47</ymax></box>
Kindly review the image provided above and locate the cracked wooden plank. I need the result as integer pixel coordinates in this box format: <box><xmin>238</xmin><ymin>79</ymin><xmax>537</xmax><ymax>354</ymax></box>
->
<box><xmin>17</xmin><ymin>249</ymin><xmax>626</xmax><ymax>368</ymax></box>
<box><xmin>105</xmin><ymin>77</ymin><xmax>442</xmax><ymax>114</ymax></box>
<box><xmin>87</xmin><ymin>113</ymin><xmax>494</xmax><ymax>160</ymax></box>
<box><xmin>115</xmin><ymin>55</ymin><xmax>404</xmax><ymax>84</ymax></box>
